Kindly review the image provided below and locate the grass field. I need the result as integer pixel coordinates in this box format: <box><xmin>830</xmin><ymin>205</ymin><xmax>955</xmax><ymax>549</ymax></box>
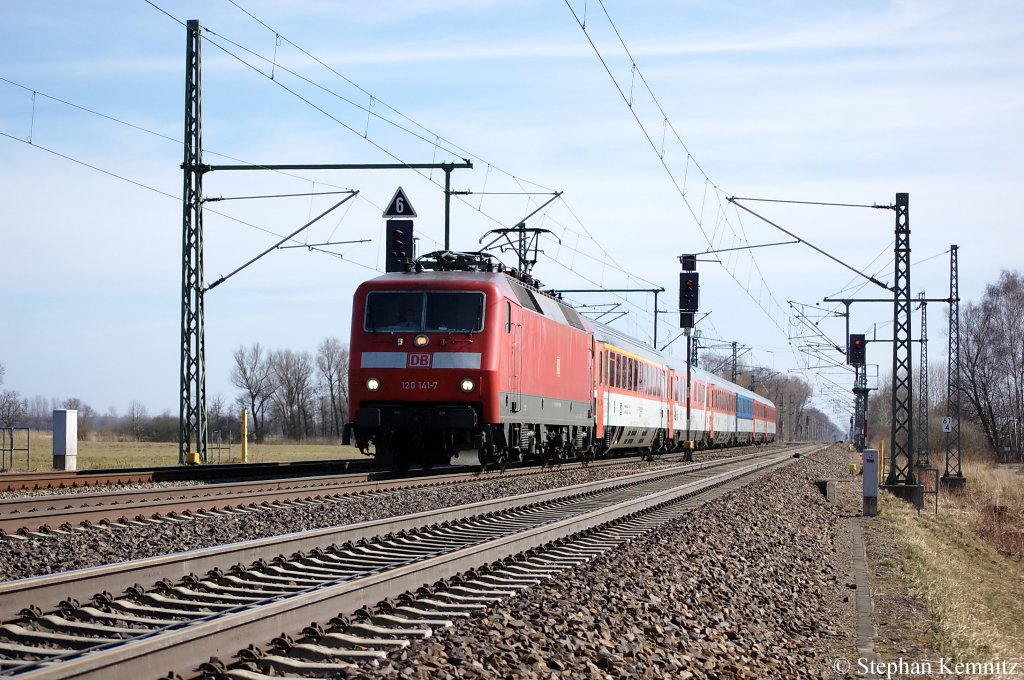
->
<box><xmin>1</xmin><ymin>431</ymin><xmax>366</xmax><ymax>471</ymax></box>
<box><xmin>880</xmin><ymin>457</ymin><xmax>1024</xmax><ymax>659</ymax></box>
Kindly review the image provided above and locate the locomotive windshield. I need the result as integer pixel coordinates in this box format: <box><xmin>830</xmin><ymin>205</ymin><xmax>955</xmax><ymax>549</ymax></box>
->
<box><xmin>365</xmin><ymin>291</ymin><xmax>484</xmax><ymax>333</ymax></box>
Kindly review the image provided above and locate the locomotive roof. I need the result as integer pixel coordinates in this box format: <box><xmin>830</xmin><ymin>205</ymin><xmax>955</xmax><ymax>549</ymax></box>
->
<box><xmin>362</xmin><ymin>271</ymin><xmax>589</xmax><ymax>333</ymax></box>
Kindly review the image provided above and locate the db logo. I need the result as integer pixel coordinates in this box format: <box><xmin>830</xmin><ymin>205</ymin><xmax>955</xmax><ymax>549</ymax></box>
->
<box><xmin>408</xmin><ymin>353</ymin><xmax>431</xmax><ymax>368</ymax></box>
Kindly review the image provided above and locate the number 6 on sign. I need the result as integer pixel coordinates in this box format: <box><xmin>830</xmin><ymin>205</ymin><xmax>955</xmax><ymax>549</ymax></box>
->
<box><xmin>942</xmin><ymin>416</ymin><xmax>953</xmax><ymax>433</ymax></box>
<box><xmin>383</xmin><ymin>187</ymin><xmax>418</xmax><ymax>218</ymax></box>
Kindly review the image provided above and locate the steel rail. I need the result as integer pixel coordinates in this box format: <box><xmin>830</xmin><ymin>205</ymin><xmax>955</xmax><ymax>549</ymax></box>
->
<box><xmin>0</xmin><ymin>450</ymin><xmax>698</xmax><ymax>535</ymax></box>
<box><xmin>4</xmin><ymin>446</ymin><xmax>813</xmax><ymax>679</ymax></box>
<box><xmin>0</xmin><ymin>459</ymin><xmax>377</xmax><ymax>492</ymax></box>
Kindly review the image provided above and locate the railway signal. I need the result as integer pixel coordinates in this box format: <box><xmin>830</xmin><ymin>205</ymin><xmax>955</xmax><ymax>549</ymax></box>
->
<box><xmin>679</xmin><ymin>272</ymin><xmax>700</xmax><ymax>312</ymax></box>
<box><xmin>386</xmin><ymin>220</ymin><xmax>414</xmax><ymax>272</ymax></box>
<box><xmin>848</xmin><ymin>333</ymin><xmax>866</xmax><ymax>366</ymax></box>
<box><xmin>679</xmin><ymin>254</ymin><xmax>698</xmax><ymax>329</ymax></box>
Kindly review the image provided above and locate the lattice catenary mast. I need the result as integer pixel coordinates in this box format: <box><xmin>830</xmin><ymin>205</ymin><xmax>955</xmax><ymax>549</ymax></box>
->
<box><xmin>916</xmin><ymin>291</ymin><xmax>929</xmax><ymax>469</ymax></box>
<box><xmin>943</xmin><ymin>244</ymin><xmax>965</xmax><ymax>487</ymax></box>
<box><xmin>886</xmin><ymin>193</ymin><xmax>916</xmax><ymax>486</ymax></box>
<box><xmin>180</xmin><ymin>19</ymin><xmax>207</xmax><ymax>465</ymax></box>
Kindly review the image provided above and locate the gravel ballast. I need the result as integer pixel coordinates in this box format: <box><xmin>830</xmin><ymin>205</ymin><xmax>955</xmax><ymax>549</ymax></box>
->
<box><xmin>0</xmin><ymin>461</ymin><xmax>681</xmax><ymax>581</ymax></box>
<box><xmin>347</xmin><ymin>449</ymin><xmax>857</xmax><ymax>678</ymax></box>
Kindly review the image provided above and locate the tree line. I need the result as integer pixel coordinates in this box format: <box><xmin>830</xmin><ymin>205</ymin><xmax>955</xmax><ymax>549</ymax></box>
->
<box><xmin>229</xmin><ymin>338</ymin><xmax>349</xmax><ymax>443</ymax></box>
<box><xmin>0</xmin><ymin>337</ymin><xmax>351</xmax><ymax>444</ymax></box>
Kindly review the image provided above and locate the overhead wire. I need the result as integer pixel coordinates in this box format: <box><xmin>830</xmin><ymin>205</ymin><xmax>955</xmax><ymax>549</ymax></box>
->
<box><xmin>142</xmin><ymin>0</ymin><xmax>669</xmax><ymax>293</ymax></box>
<box><xmin>201</xmin><ymin>0</ymin><xmax>696</xmax><ymax>300</ymax></box>
<box><xmin>0</xmin><ymin>130</ymin><xmax>378</xmax><ymax>272</ymax></box>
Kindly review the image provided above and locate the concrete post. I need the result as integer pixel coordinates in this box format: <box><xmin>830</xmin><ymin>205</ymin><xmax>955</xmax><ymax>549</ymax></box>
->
<box><xmin>53</xmin><ymin>409</ymin><xmax>78</xmax><ymax>471</ymax></box>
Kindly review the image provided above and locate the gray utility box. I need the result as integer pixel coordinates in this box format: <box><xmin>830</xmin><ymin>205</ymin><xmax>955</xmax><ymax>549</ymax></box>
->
<box><xmin>53</xmin><ymin>409</ymin><xmax>78</xmax><ymax>471</ymax></box>
<box><xmin>862</xmin><ymin>448</ymin><xmax>879</xmax><ymax>517</ymax></box>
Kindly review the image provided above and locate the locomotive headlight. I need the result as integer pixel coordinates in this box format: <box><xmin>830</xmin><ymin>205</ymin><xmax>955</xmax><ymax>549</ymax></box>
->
<box><xmin>414</xmin><ymin>334</ymin><xmax>429</xmax><ymax>347</ymax></box>
<box><xmin>366</xmin><ymin>377</ymin><xmax>381</xmax><ymax>391</ymax></box>
<box><xmin>460</xmin><ymin>378</ymin><xmax>475</xmax><ymax>393</ymax></box>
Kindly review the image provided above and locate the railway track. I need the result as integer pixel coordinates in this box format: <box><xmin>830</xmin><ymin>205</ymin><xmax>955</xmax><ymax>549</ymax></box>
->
<box><xmin>0</xmin><ymin>450</ymin><xmax>696</xmax><ymax>537</ymax></box>
<box><xmin>0</xmin><ymin>444</ymin><xmax>818</xmax><ymax>679</ymax></box>
<box><xmin>0</xmin><ymin>459</ymin><xmax>377</xmax><ymax>493</ymax></box>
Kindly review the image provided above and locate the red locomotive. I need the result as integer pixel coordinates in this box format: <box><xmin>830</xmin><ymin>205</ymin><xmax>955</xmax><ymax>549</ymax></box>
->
<box><xmin>345</xmin><ymin>260</ymin><xmax>775</xmax><ymax>469</ymax></box>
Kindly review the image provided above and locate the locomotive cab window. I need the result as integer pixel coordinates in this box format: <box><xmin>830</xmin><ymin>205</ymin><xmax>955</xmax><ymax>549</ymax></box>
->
<box><xmin>425</xmin><ymin>292</ymin><xmax>485</xmax><ymax>332</ymax></box>
<box><xmin>365</xmin><ymin>291</ymin><xmax>485</xmax><ymax>333</ymax></box>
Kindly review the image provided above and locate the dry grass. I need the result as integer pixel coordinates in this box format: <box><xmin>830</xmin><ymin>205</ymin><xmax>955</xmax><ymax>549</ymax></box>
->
<box><xmin>879</xmin><ymin>458</ymin><xmax>1024</xmax><ymax>660</ymax></box>
<box><xmin>949</xmin><ymin>459</ymin><xmax>1024</xmax><ymax>558</ymax></box>
<box><xmin>1</xmin><ymin>431</ymin><xmax>365</xmax><ymax>471</ymax></box>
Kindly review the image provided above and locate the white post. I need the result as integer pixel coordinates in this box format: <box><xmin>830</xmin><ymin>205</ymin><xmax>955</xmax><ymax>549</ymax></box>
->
<box><xmin>53</xmin><ymin>409</ymin><xmax>78</xmax><ymax>471</ymax></box>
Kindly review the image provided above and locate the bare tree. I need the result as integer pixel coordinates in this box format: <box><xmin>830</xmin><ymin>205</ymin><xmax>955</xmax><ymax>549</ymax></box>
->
<box><xmin>0</xmin><ymin>391</ymin><xmax>26</xmax><ymax>428</ymax></box>
<box><xmin>207</xmin><ymin>393</ymin><xmax>234</xmax><ymax>442</ymax></box>
<box><xmin>60</xmin><ymin>398</ymin><xmax>96</xmax><ymax>438</ymax></box>
<box><xmin>960</xmin><ymin>271</ymin><xmax>1024</xmax><ymax>460</ymax></box>
<box><xmin>230</xmin><ymin>344</ymin><xmax>276</xmax><ymax>443</ymax></box>
<box><xmin>125</xmin><ymin>400</ymin><xmax>148</xmax><ymax>441</ymax></box>
<box><xmin>22</xmin><ymin>395</ymin><xmax>50</xmax><ymax>430</ymax></box>
<box><xmin>0</xmin><ymin>361</ymin><xmax>5</xmax><ymax>386</ymax></box>
<box><xmin>270</xmin><ymin>349</ymin><xmax>316</xmax><ymax>440</ymax></box>
<box><xmin>316</xmin><ymin>337</ymin><xmax>349</xmax><ymax>438</ymax></box>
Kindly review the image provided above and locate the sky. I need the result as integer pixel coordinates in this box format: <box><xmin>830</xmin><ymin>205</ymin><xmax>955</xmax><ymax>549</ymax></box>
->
<box><xmin>1</xmin><ymin>1</ymin><xmax>1021</xmax><ymax>427</ymax></box>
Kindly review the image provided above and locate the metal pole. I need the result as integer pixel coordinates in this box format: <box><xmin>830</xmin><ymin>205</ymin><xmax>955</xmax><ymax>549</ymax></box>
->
<box><xmin>731</xmin><ymin>341</ymin><xmax>738</xmax><ymax>384</ymax></box>
<box><xmin>179</xmin><ymin>19</ymin><xmax>208</xmax><ymax>466</ymax></box>
<box><xmin>886</xmin><ymin>193</ymin><xmax>915</xmax><ymax>485</ymax></box>
<box><xmin>917</xmin><ymin>291</ymin><xmax>929</xmax><ymax>469</ymax></box>
<box><xmin>943</xmin><ymin>244</ymin><xmax>964</xmax><ymax>486</ymax></box>
<box><xmin>685</xmin><ymin>328</ymin><xmax>692</xmax><ymax>445</ymax></box>
<box><xmin>444</xmin><ymin>165</ymin><xmax>452</xmax><ymax>251</ymax></box>
<box><xmin>653</xmin><ymin>289</ymin><xmax>659</xmax><ymax>349</ymax></box>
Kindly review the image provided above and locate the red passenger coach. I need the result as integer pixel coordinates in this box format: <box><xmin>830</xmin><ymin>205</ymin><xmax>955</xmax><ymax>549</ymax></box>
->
<box><xmin>346</xmin><ymin>270</ymin><xmax>593</xmax><ymax>469</ymax></box>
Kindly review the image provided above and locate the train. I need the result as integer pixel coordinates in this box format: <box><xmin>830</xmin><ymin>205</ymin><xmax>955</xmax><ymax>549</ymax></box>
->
<box><xmin>344</xmin><ymin>261</ymin><xmax>776</xmax><ymax>470</ymax></box>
